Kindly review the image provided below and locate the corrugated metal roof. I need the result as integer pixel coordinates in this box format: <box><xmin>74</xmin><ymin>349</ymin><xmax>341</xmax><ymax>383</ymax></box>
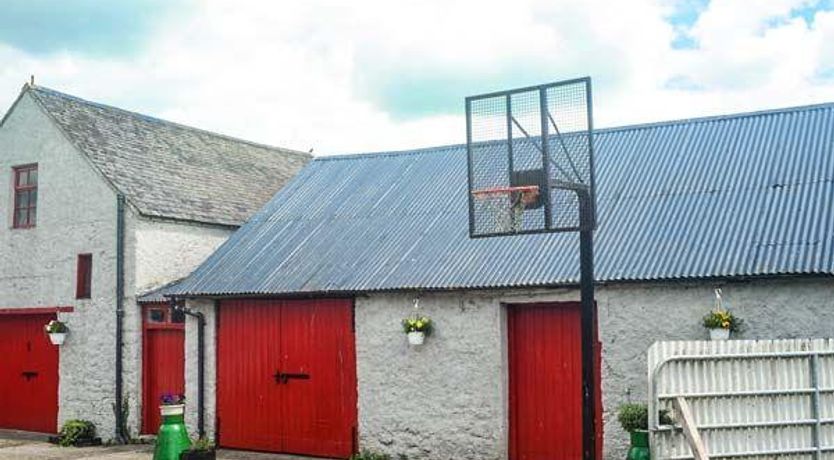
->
<box><xmin>166</xmin><ymin>102</ymin><xmax>834</xmax><ymax>297</ymax></box>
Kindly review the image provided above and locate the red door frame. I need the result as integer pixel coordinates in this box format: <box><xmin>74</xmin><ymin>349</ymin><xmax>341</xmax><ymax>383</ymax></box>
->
<box><xmin>507</xmin><ymin>302</ymin><xmax>602</xmax><ymax>460</ymax></box>
<box><xmin>0</xmin><ymin>312</ymin><xmax>60</xmax><ymax>433</ymax></box>
<box><xmin>216</xmin><ymin>298</ymin><xmax>358</xmax><ymax>458</ymax></box>
<box><xmin>141</xmin><ymin>303</ymin><xmax>185</xmax><ymax>434</ymax></box>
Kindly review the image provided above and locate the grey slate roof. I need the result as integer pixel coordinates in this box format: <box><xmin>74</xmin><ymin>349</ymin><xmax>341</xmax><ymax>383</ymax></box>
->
<box><xmin>164</xmin><ymin>102</ymin><xmax>834</xmax><ymax>298</ymax></box>
<box><xmin>27</xmin><ymin>86</ymin><xmax>311</xmax><ymax>227</ymax></box>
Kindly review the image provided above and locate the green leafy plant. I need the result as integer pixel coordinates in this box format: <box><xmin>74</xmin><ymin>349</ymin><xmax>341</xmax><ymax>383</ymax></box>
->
<box><xmin>617</xmin><ymin>403</ymin><xmax>673</xmax><ymax>433</ymax></box>
<box><xmin>58</xmin><ymin>420</ymin><xmax>96</xmax><ymax>447</ymax></box>
<box><xmin>44</xmin><ymin>319</ymin><xmax>68</xmax><ymax>334</ymax></box>
<box><xmin>187</xmin><ymin>437</ymin><xmax>215</xmax><ymax>452</ymax></box>
<box><xmin>702</xmin><ymin>309</ymin><xmax>743</xmax><ymax>332</ymax></box>
<box><xmin>350</xmin><ymin>450</ymin><xmax>408</xmax><ymax>460</ymax></box>
<box><xmin>402</xmin><ymin>316</ymin><xmax>432</xmax><ymax>335</ymax></box>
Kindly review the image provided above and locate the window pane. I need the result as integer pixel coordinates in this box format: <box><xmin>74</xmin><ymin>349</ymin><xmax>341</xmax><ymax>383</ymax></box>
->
<box><xmin>28</xmin><ymin>208</ymin><xmax>36</xmax><ymax>226</ymax></box>
<box><xmin>149</xmin><ymin>309</ymin><xmax>165</xmax><ymax>323</ymax></box>
<box><xmin>28</xmin><ymin>169</ymin><xmax>37</xmax><ymax>185</ymax></box>
<box><xmin>30</xmin><ymin>190</ymin><xmax>37</xmax><ymax>207</ymax></box>
<box><xmin>16</xmin><ymin>209</ymin><xmax>26</xmax><ymax>227</ymax></box>
<box><xmin>16</xmin><ymin>170</ymin><xmax>27</xmax><ymax>187</ymax></box>
<box><xmin>16</xmin><ymin>190</ymin><xmax>29</xmax><ymax>208</ymax></box>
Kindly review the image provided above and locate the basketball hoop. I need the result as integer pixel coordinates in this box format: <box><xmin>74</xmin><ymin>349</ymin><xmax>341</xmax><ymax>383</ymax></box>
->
<box><xmin>471</xmin><ymin>185</ymin><xmax>540</xmax><ymax>233</ymax></box>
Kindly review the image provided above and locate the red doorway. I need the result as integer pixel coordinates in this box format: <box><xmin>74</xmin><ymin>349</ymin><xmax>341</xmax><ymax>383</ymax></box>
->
<box><xmin>142</xmin><ymin>303</ymin><xmax>185</xmax><ymax>434</ymax></box>
<box><xmin>216</xmin><ymin>298</ymin><xmax>357</xmax><ymax>458</ymax></box>
<box><xmin>0</xmin><ymin>313</ymin><xmax>59</xmax><ymax>433</ymax></box>
<box><xmin>507</xmin><ymin>302</ymin><xmax>602</xmax><ymax>460</ymax></box>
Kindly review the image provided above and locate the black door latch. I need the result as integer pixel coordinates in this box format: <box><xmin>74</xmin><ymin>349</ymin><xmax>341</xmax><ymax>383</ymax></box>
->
<box><xmin>273</xmin><ymin>371</ymin><xmax>310</xmax><ymax>384</ymax></box>
<box><xmin>21</xmin><ymin>371</ymin><xmax>38</xmax><ymax>380</ymax></box>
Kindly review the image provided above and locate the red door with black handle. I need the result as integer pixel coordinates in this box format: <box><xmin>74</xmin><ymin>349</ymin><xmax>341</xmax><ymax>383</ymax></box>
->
<box><xmin>217</xmin><ymin>299</ymin><xmax>357</xmax><ymax>458</ymax></box>
<box><xmin>0</xmin><ymin>313</ymin><xmax>59</xmax><ymax>433</ymax></box>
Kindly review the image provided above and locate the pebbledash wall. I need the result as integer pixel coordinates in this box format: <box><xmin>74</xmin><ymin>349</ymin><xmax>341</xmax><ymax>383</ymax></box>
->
<box><xmin>0</xmin><ymin>91</ymin><xmax>122</xmax><ymax>435</ymax></box>
<box><xmin>184</xmin><ymin>276</ymin><xmax>834</xmax><ymax>460</ymax></box>
<box><xmin>0</xmin><ymin>91</ymin><xmax>234</xmax><ymax>439</ymax></box>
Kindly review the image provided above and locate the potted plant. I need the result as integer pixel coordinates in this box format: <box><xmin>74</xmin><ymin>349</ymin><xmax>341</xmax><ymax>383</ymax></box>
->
<box><xmin>180</xmin><ymin>437</ymin><xmax>216</xmax><ymax>460</ymax></box>
<box><xmin>44</xmin><ymin>319</ymin><xmax>68</xmax><ymax>345</ymax></box>
<box><xmin>702</xmin><ymin>309</ymin><xmax>741</xmax><ymax>341</ymax></box>
<box><xmin>618</xmin><ymin>403</ymin><xmax>672</xmax><ymax>460</ymax></box>
<box><xmin>155</xmin><ymin>393</ymin><xmax>191</xmax><ymax>460</ymax></box>
<box><xmin>402</xmin><ymin>315</ymin><xmax>432</xmax><ymax>345</ymax></box>
<box><xmin>160</xmin><ymin>393</ymin><xmax>186</xmax><ymax>416</ymax></box>
<box><xmin>49</xmin><ymin>419</ymin><xmax>101</xmax><ymax>447</ymax></box>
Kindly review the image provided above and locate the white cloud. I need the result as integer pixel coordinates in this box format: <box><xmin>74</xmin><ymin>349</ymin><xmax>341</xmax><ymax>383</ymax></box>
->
<box><xmin>1</xmin><ymin>0</ymin><xmax>834</xmax><ymax>155</ymax></box>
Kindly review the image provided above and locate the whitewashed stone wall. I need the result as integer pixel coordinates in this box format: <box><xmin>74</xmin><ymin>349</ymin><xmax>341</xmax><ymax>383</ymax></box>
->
<box><xmin>134</xmin><ymin>219</ymin><xmax>232</xmax><ymax>294</ymax></box>
<box><xmin>0</xmin><ymin>92</ymin><xmax>120</xmax><ymax>437</ymax></box>
<box><xmin>183</xmin><ymin>298</ymin><xmax>217</xmax><ymax>439</ymax></box>
<box><xmin>186</xmin><ymin>278</ymin><xmax>834</xmax><ymax>459</ymax></box>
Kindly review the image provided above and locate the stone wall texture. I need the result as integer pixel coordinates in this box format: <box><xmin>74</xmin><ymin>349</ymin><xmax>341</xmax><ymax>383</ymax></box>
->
<box><xmin>183</xmin><ymin>298</ymin><xmax>217</xmax><ymax>439</ymax></box>
<box><xmin>0</xmin><ymin>92</ymin><xmax>121</xmax><ymax>437</ymax></box>
<box><xmin>134</xmin><ymin>219</ymin><xmax>232</xmax><ymax>294</ymax></box>
<box><xmin>181</xmin><ymin>278</ymin><xmax>833</xmax><ymax>458</ymax></box>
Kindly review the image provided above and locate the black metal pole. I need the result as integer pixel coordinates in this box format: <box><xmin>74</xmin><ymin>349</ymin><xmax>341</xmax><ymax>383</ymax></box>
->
<box><xmin>579</xmin><ymin>191</ymin><xmax>597</xmax><ymax>460</ymax></box>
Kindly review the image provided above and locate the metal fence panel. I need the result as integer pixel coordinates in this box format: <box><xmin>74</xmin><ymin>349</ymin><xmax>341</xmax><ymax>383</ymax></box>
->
<box><xmin>648</xmin><ymin>339</ymin><xmax>834</xmax><ymax>459</ymax></box>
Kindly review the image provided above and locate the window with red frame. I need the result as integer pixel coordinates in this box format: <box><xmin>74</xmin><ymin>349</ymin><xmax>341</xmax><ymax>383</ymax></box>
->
<box><xmin>12</xmin><ymin>164</ymin><xmax>37</xmax><ymax>228</ymax></box>
<box><xmin>76</xmin><ymin>254</ymin><xmax>92</xmax><ymax>299</ymax></box>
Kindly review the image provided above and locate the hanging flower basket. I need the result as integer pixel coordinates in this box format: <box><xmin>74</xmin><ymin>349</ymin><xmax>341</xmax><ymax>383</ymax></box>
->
<box><xmin>44</xmin><ymin>320</ymin><xmax>68</xmax><ymax>345</ymax></box>
<box><xmin>702</xmin><ymin>288</ymin><xmax>743</xmax><ymax>341</ymax></box>
<box><xmin>708</xmin><ymin>328</ymin><xmax>730</xmax><ymax>341</ymax></box>
<box><xmin>402</xmin><ymin>316</ymin><xmax>432</xmax><ymax>346</ymax></box>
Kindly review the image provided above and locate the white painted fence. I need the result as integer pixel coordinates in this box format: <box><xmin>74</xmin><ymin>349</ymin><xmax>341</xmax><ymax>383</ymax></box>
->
<box><xmin>648</xmin><ymin>339</ymin><xmax>834</xmax><ymax>460</ymax></box>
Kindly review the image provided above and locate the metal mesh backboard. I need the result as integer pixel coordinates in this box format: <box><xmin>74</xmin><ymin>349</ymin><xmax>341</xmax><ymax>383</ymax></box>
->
<box><xmin>467</xmin><ymin>77</ymin><xmax>596</xmax><ymax>237</ymax></box>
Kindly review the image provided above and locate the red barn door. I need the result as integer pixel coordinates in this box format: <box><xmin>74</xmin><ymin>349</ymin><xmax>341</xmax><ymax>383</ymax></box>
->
<box><xmin>0</xmin><ymin>313</ymin><xmax>59</xmax><ymax>433</ymax></box>
<box><xmin>508</xmin><ymin>302</ymin><xmax>602</xmax><ymax>460</ymax></box>
<box><xmin>142</xmin><ymin>304</ymin><xmax>185</xmax><ymax>434</ymax></box>
<box><xmin>217</xmin><ymin>299</ymin><xmax>357</xmax><ymax>458</ymax></box>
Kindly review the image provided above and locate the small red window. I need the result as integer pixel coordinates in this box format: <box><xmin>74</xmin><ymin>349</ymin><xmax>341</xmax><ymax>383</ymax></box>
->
<box><xmin>12</xmin><ymin>164</ymin><xmax>37</xmax><ymax>228</ymax></box>
<box><xmin>76</xmin><ymin>254</ymin><xmax>92</xmax><ymax>299</ymax></box>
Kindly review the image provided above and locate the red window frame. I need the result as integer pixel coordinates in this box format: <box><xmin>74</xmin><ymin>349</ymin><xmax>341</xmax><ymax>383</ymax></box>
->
<box><xmin>76</xmin><ymin>254</ymin><xmax>92</xmax><ymax>299</ymax></box>
<box><xmin>12</xmin><ymin>164</ymin><xmax>37</xmax><ymax>229</ymax></box>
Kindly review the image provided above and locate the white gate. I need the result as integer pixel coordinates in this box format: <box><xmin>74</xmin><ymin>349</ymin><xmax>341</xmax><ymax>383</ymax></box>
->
<box><xmin>648</xmin><ymin>339</ymin><xmax>834</xmax><ymax>459</ymax></box>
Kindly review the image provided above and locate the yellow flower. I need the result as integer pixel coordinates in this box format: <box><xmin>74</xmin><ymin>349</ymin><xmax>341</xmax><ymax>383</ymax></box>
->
<box><xmin>721</xmin><ymin>321</ymin><xmax>730</xmax><ymax>329</ymax></box>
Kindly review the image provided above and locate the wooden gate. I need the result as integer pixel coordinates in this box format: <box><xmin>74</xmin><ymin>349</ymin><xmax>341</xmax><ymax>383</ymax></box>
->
<box><xmin>142</xmin><ymin>304</ymin><xmax>185</xmax><ymax>434</ymax></box>
<box><xmin>508</xmin><ymin>302</ymin><xmax>602</xmax><ymax>460</ymax></box>
<box><xmin>217</xmin><ymin>298</ymin><xmax>357</xmax><ymax>458</ymax></box>
<box><xmin>0</xmin><ymin>313</ymin><xmax>59</xmax><ymax>433</ymax></box>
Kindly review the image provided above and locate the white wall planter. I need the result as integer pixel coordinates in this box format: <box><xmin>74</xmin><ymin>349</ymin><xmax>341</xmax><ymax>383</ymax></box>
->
<box><xmin>407</xmin><ymin>331</ymin><xmax>425</xmax><ymax>346</ymax></box>
<box><xmin>709</xmin><ymin>328</ymin><xmax>730</xmax><ymax>341</ymax></box>
<box><xmin>48</xmin><ymin>332</ymin><xmax>66</xmax><ymax>346</ymax></box>
<box><xmin>160</xmin><ymin>404</ymin><xmax>185</xmax><ymax>417</ymax></box>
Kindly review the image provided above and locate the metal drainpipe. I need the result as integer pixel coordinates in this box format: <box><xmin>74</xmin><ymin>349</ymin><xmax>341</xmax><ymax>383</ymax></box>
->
<box><xmin>171</xmin><ymin>297</ymin><xmax>206</xmax><ymax>438</ymax></box>
<box><xmin>114</xmin><ymin>194</ymin><xmax>127</xmax><ymax>443</ymax></box>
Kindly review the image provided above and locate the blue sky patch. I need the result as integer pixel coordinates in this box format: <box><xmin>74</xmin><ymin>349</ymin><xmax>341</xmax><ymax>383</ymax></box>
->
<box><xmin>0</xmin><ymin>0</ymin><xmax>189</xmax><ymax>57</ymax></box>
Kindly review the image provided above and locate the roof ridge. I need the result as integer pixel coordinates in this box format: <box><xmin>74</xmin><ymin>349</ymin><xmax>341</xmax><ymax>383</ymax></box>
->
<box><xmin>315</xmin><ymin>100</ymin><xmax>834</xmax><ymax>162</ymax></box>
<box><xmin>28</xmin><ymin>85</ymin><xmax>312</xmax><ymax>159</ymax></box>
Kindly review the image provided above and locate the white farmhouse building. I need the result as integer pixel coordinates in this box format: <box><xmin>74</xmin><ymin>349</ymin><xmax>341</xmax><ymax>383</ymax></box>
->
<box><xmin>0</xmin><ymin>83</ymin><xmax>310</xmax><ymax>440</ymax></box>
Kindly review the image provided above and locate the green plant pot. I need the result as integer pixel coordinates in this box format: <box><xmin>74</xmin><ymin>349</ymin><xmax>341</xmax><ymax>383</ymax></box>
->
<box><xmin>153</xmin><ymin>407</ymin><xmax>191</xmax><ymax>460</ymax></box>
<box><xmin>627</xmin><ymin>430</ymin><xmax>650</xmax><ymax>460</ymax></box>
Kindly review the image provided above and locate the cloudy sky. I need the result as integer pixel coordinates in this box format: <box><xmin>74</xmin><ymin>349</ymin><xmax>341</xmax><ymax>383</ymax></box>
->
<box><xmin>1</xmin><ymin>0</ymin><xmax>833</xmax><ymax>155</ymax></box>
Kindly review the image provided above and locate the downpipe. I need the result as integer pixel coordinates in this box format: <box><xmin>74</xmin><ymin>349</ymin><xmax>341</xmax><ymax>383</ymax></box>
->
<box><xmin>114</xmin><ymin>194</ymin><xmax>128</xmax><ymax>443</ymax></box>
<box><xmin>170</xmin><ymin>297</ymin><xmax>206</xmax><ymax>438</ymax></box>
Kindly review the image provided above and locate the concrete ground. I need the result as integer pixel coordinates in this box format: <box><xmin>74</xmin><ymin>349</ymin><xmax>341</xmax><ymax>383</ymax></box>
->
<box><xmin>0</xmin><ymin>431</ymin><xmax>309</xmax><ymax>460</ymax></box>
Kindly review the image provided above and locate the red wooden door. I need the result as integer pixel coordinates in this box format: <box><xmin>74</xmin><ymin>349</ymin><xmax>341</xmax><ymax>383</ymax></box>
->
<box><xmin>0</xmin><ymin>313</ymin><xmax>59</xmax><ymax>433</ymax></box>
<box><xmin>142</xmin><ymin>304</ymin><xmax>185</xmax><ymax>434</ymax></box>
<box><xmin>217</xmin><ymin>299</ymin><xmax>357</xmax><ymax>458</ymax></box>
<box><xmin>508</xmin><ymin>302</ymin><xmax>602</xmax><ymax>460</ymax></box>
